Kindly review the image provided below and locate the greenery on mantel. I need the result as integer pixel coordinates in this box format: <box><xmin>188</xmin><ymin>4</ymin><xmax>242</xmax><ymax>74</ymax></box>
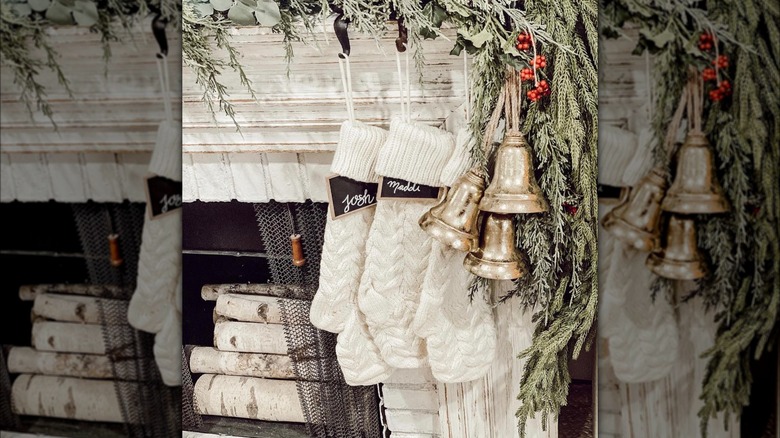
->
<box><xmin>602</xmin><ymin>0</ymin><xmax>779</xmax><ymax>435</ymax></box>
<box><xmin>183</xmin><ymin>1</ymin><xmax>597</xmax><ymax>435</ymax></box>
<box><xmin>0</xmin><ymin>0</ymin><xmax>179</xmax><ymax>125</ymax></box>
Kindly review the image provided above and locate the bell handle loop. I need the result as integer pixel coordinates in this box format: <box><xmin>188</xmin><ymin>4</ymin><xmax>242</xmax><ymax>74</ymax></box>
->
<box><xmin>479</xmin><ymin>81</ymin><xmax>507</xmax><ymax>168</ymax></box>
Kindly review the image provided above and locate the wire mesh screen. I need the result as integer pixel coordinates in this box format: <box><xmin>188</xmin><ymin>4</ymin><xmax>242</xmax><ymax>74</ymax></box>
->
<box><xmin>181</xmin><ymin>345</ymin><xmax>203</xmax><ymax>431</ymax></box>
<box><xmin>0</xmin><ymin>348</ymin><xmax>20</xmax><ymax>430</ymax></box>
<box><xmin>72</xmin><ymin>202</ymin><xmax>181</xmax><ymax>437</ymax></box>
<box><xmin>253</xmin><ymin>201</ymin><xmax>382</xmax><ymax>438</ymax></box>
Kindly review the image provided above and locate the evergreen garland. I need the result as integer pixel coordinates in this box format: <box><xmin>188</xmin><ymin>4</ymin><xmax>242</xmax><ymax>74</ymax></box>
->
<box><xmin>602</xmin><ymin>0</ymin><xmax>779</xmax><ymax>435</ymax></box>
<box><xmin>0</xmin><ymin>0</ymin><xmax>180</xmax><ymax>125</ymax></box>
<box><xmin>182</xmin><ymin>1</ymin><xmax>598</xmax><ymax>436</ymax></box>
<box><xmin>512</xmin><ymin>0</ymin><xmax>598</xmax><ymax>433</ymax></box>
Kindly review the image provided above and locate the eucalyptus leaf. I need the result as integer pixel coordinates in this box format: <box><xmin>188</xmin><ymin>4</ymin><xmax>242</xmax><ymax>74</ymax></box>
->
<box><xmin>210</xmin><ymin>0</ymin><xmax>232</xmax><ymax>12</ymax></box>
<box><xmin>194</xmin><ymin>2</ymin><xmax>214</xmax><ymax>17</ymax></box>
<box><xmin>227</xmin><ymin>1</ymin><xmax>256</xmax><ymax>25</ymax></box>
<box><xmin>28</xmin><ymin>0</ymin><xmax>51</xmax><ymax>13</ymax></box>
<box><xmin>253</xmin><ymin>0</ymin><xmax>280</xmax><ymax>26</ymax></box>
<box><xmin>640</xmin><ymin>28</ymin><xmax>676</xmax><ymax>49</ymax></box>
<box><xmin>45</xmin><ymin>0</ymin><xmax>74</xmax><ymax>24</ymax></box>
<box><xmin>10</xmin><ymin>3</ymin><xmax>32</xmax><ymax>17</ymax></box>
<box><xmin>72</xmin><ymin>0</ymin><xmax>98</xmax><ymax>26</ymax></box>
<box><xmin>464</xmin><ymin>27</ymin><xmax>493</xmax><ymax>48</ymax></box>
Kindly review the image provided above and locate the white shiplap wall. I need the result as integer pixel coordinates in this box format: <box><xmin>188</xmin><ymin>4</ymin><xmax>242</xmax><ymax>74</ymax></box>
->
<box><xmin>0</xmin><ymin>25</ymin><xmax>182</xmax><ymax>203</ymax></box>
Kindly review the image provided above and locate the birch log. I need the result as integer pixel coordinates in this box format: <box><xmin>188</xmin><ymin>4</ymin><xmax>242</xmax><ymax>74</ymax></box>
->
<box><xmin>215</xmin><ymin>294</ymin><xmax>294</xmax><ymax>324</ymax></box>
<box><xmin>19</xmin><ymin>284</ymin><xmax>124</xmax><ymax>301</ymax></box>
<box><xmin>33</xmin><ymin>293</ymin><xmax>124</xmax><ymax>324</ymax></box>
<box><xmin>213</xmin><ymin>321</ymin><xmax>288</xmax><ymax>355</ymax></box>
<box><xmin>11</xmin><ymin>374</ymin><xmax>127</xmax><ymax>422</ymax></box>
<box><xmin>189</xmin><ymin>347</ymin><xmax>295</xmax><ymax>379</ymax></box>
<box><xmin>201</xmin><ymin>284</ymin><xmax>307</xmax><ymax>301</ymax></box>
<box><xmin>193</xmin><ymin>374</ymin><xmax>305</xmax><ymax>422</ymax></box>
<box><xmin>7</xmin><ymin>347</ymin><xmax>113</xmax><ymax>378</ymax></box>
<box><xmin>32</xmin><ymin>321</ymin><xmax>106</xmax><ymax>354</ymax></box>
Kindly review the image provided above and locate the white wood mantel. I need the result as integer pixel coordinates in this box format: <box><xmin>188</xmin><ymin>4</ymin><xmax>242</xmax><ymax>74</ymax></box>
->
<box><xmin>182</xmin><ymin>22</ymin><xmax>467</xmax><ymax>203</ymax></box>
<box><xmin>0</xmin><ymin>25</ymin><xmax>182</xmax><ymax>203</ymax></box>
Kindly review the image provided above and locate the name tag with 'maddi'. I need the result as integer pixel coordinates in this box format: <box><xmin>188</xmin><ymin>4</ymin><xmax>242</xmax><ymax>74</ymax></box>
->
<box><xmin>326</xmin><ymin>174</ymin><xmax>379</xmax><ymax>220</ymax></box>
<box><xmin>378</xmin><ymin>177</ymin><xmax>442</xmax><ymax>201</ymax></box>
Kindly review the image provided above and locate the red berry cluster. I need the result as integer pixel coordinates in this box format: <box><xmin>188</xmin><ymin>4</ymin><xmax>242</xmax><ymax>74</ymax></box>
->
<box><xmin>533</xmin><ymin>55</ymin><xmax>547</xmax><ymax>68</ymax></box>
<box><xmin>702</xmin><ymin>67</ymin><xmax>717</xmax><ymax>81</ymax></box>
<box><xmin>709</xmin><ymin>80</ymin><xmax>731</xmax><ymax>101</ymax></box>
<box><xmin>527</xmin><ymin>79</ymin><xmax>550</xmax><ymax>102</ymax></box>
<box><xmin>516</xmin><ymin>32</ymin><xmax>533</xmax><ymax>51</ymax></box>
<box><xmin>713</xmin><ymin>54</ymin><xmax>729</xmax><ymax>69</ymax></box>
<box><xmin>698</xmin><ymin>32</ymin><xmax>715</xmax><ymax>51</ymax></box>
<box><xmin>520</xmin><ymin>67</ymin><xmax>534</xmax><ymax>82</ymax></box>
<box><xmin>563</xmin><ymin>203</ymin><xmax>578</xmax><ymax>216</ymax></box>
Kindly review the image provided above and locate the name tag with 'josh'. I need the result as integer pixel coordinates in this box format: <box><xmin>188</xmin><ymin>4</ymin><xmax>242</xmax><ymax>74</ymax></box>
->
<box><xmin>326</xmin><ymin>174</ymin><xmax>379</xmax><ymax>220</ymax></box>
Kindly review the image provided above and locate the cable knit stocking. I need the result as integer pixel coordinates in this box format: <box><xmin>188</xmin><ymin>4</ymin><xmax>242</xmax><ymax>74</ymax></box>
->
<box><xmin>336</xmin><ymin>307</ymin><xmax>395</xmax><ymax>386</ymax></box>
<box><xmin>128</xmin><ymin>119</ymin><xmax>182</xmax><ymax>334</ymax></box>
<box><xmin>412</xmin><ymin>128</ymin><xmax>498</xmax><ymax>383</ymax></box>
<box><xmin>154</xmin><ymin>274</ymin><xmax>182</xmax><ymax>386</ymax></box>
<box><xmin>356</xmin><ymin>118</ymin><xmax>454</xmax><ymax>369</ymax></box>
<box><xmin>310</xmin><ymin>121</ymin><xmax>388</xmax><ymax>333</ymax></box>
<box><xmin>126</xmin><ymin>119</ymin><xmax>182</xmax><ymax>386</ymax></box>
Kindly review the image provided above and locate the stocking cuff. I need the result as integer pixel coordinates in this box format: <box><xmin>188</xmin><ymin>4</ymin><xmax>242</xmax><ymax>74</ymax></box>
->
<box><xmin>440</xmin><ymin>127</ymin><xmax>475</xmax><ymax>186</ymax></box>
<box><xmin>375</xmin><ymin>118</ymin><xmax>454</xmax><ymax>186</ymax></box>
<box><xmin>330</xmin><ymin>121</ymin><xmax>389</xmax><ymax>183</ymax></box>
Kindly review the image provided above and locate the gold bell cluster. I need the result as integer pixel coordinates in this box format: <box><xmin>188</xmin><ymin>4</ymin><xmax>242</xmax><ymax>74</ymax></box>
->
<box><xmin>419</xmin><ymin>131</ymin><xmax>548</xmax><ymax>280</ymax></box>
<box><xmin>602</xmin><ymin>131</ymin><xmax>729</xmax><ymax>280</ymax></box>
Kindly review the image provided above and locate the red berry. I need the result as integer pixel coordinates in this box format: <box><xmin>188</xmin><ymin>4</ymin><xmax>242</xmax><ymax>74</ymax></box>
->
<box><xmin>702</xmin><ymin>68</ymin><xmax>716</xmax><ymax>81</ymax></box>
<box><xmin>714</xmin><ymin>55</ymin><xmax>729</xmax><ymax>68</ymax></box>
<box><xmin>563</xmin><ymin>203</ymin><xmax>578</xmax><ymax>215</ymax></box>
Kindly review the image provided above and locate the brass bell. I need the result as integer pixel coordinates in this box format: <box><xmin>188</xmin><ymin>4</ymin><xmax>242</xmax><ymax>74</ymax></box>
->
<box><xmin>463</xmin><ymin>212</ymin><xmax>526</xmax><ymax>280</ymax></box>
<box><xmin>420</xmin><ymin>168</ymin><xmax>485</xmax><ymax>252</ymax></box>
<box><xmin>601</xmin><ymin>167</ymin><xmax>667</xmax><ymax>252</ymax></box>
<box><xmin>479</xmin><ymin>132</ymin><xmax>548</xmax><ymax>214</ymax></box>
<box><xmin>646</xmin><ymin>215</ymin><xmax>707</xmax><ymax>280</ymax></box>
<box><xmin>662</xmin><ymin>132</ymin><xmax>729</xmax><ymax>214</ymax></box>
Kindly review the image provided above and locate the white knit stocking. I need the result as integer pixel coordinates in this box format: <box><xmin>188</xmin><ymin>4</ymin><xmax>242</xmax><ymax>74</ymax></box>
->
<box><xmin>358</xmin><ymin>200</ymin><xmax>434</xmax><ymax>369</ymax></box>
<box><xmin>336</xmin><ymin>307</ymin><xmax>395</xmax><ymax>386</ymax></box>
<box><xmin>310</xmin><ymin>121</ymin><xmax>388</xmax><ymax>333</ymax></box>
<box><xmin>128</xmin><ymin>119</ymin><xmax>182</xmax><ymax>335</ymax></box>
<box><xmin>412</xmin><ymin>127</ymin><xmax>497</xmax><ymax>383</ymax></box>
<box><xmin>356</xmin><ymin>118</ymin><xmax>455</xmax><ymax>369</ymax></box>
<box><xmin>154</xmin><ymin>274</ymin><xmax>182</xmax><ymax>386</ymax></box>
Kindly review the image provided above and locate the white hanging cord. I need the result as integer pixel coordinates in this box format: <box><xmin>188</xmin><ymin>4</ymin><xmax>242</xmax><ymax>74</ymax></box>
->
<box><xmin>644</xmin><ymin>51</ymin><xmax>654</xmax><ymax>123</ymax></box>
<box><xmin>156</xmin><ymin>55</ymin><xmax>173</xmax><ymax>122</ymax></box>
<box><xmin>395</xmin><ymin>49</ymin><xmax>411</xmax><ymax>122</ymax></box>
<box><xmin>464</xmin><ymin>51</ymin><xmax>471</xmax><ymax>121</ymax></box>
<box><xmin>526</xmin><ymin>24</ymin><xmax>539</xmax><ymax>86</ymax></box>
<box><xmin>405</xmin><ymin>47</ymin><xmax>411</xmax><ymax>123</ymax></box>
<box><xmin>338</xmin><ymin>54</ymin><xmax>356</xmax><ymax>122</ymax></box>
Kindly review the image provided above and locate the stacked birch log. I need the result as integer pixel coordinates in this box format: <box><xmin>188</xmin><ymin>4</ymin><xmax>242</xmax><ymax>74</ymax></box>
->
<box><xmin>188</xmin><ymin>284</ymin><xmax>307</xmax><ymax>423</ymax></box>
<box><xmin>7</xmin><ymin>284</ymin><xmax>130</xmax><ymax>423</ymax></box>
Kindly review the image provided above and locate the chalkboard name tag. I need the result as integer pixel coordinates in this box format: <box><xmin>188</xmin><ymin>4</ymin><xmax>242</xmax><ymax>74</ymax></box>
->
<box><xmin>326</xmin><ymin>174</ymin><xmax>379</xmax><ymax>220</ymax></box>
<box><xmin>378</xmin><ymin>177</ymin><xmax>442</xmax><ymax>201</ymax></box>
<box><xmin>145</xmin><ymin>175</ymin><xmax>182</xmax><ymax>220</ymax></box>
